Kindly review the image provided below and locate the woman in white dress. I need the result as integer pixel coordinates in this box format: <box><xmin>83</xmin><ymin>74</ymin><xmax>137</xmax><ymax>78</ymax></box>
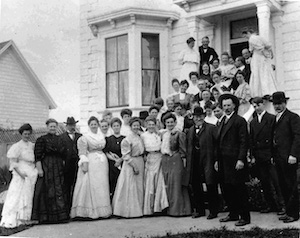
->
<box><xmin>71</xmin><ymin>116</ymin><xmax>112</xmax><ymax>219</ymax></box>
<box><xmin>113</xmin><ymin>117</ymin><xmax>145</xmax><ymax>218</ymax></box>
<box><xmin>141</xmin><ymin>117</ymin><xmax>169</xmax><ymax>215</ymax></box>
<box><xmin>242</xmin><ymin>28</ymin><xmax>277</xmax><ymax>97</ymax></box>
<box><xmin>0</xmin><ymin>124</ymin><xmax>38</xmax><ymax>228</ymax></box>
<box><xmin>179</xmin><ymin>37</ymin><xmax>200</xmax><ymax>82</ymax></box>
<box><xmin>234</xmin><ymin>70</ymin><xmax>251</xmax><ymax>116</ymax></box>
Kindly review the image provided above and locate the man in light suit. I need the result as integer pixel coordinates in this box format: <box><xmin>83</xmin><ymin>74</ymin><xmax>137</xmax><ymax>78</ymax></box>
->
<box><xmin>271</xmin><ymin>91</ymin><xmax>300</xmax><ymax>223</ymax></box>
<box><xmin>216</xmin><ymin>94</ymin><xmax>250</xmax><ymax>226</ymax></box>
<box><xmin>250</xmin><ymin>97</ymin><xmax>285</xmax><ymax>215</ymax></box>
<box><xmin>60</xmin><ymin>117</ymin><xmax>82</xmax><ymax>212</ymax></box>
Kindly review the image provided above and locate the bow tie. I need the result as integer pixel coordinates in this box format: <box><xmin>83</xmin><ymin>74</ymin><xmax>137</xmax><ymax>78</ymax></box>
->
<box><xmin>195</xmin><ymin>126</ymin><xmax>202</xmax><ymax>129</ymax></box>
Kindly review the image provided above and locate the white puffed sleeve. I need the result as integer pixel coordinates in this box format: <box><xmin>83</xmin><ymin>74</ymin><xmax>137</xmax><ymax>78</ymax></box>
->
<box><xmin>121</xmin><ymin>138</ymin><xmax>132</xmax><ymax>162</ymax></box>
<box><xmin>77</xmin><ymin>136</ymin><xmax>89</xmax><ymax>166</ymax></box>
<box><xmin>7</xmin><ymin>142</ymin><xmax>21</xmax><ymax>171</ymax></box>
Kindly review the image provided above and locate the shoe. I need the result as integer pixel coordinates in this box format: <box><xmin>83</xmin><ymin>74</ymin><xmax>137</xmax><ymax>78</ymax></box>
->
<box><xmin>283</xmin><ymin>216</ymin><xmax>298</xmax><ymax>223</ymax></box>
<box><xmin>260</xmin><ymin>207</ymin><xmax>271</xmax><ymax>213</ymax></box>
<box><xmin>277</xmin><ymin>208</ymin><xmax>286</xmax><ymax>216</ymax></box>
<box><xmin>279</xmin><ymin>215</ymin><xmax>288</xmax><ymax>221</ymax></box>
<box><xmin>207</xmin><ymin>213</ymin><xmax>217</xmax><ymax>220</ymax></box>
<box><xmin>219</xmin><ymin>216</ymin><xmax>239</xmax><ymax>222</ymax></box>
<box><xmin>235</xmin><ymin>219</ymin><xmax>250</xmax><ymax>226</ymax></box>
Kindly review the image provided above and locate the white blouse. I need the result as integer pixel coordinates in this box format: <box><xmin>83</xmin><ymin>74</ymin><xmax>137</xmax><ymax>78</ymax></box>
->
<box><xmin>141</xmin><ymin>131</ymin><xmax>161</xmax><ymax>152</ymax></box>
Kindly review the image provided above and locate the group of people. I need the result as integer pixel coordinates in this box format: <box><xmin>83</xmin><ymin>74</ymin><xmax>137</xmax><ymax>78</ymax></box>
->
<box><xmin>0</xmin><ymin>27</ymin><xmax>299</xmax><ymax>229</ymax></box>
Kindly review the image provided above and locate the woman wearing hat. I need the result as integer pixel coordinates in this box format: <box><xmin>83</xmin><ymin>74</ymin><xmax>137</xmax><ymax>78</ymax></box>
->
<box><xmin>0</xmin><ymin>124</ymin><xmax>38</xmax><ymax>228</ymax></box>
<box><xmin>178</xmin><ymin>37</ymin><xmax>200</xmax><ymax>83</ymax></box>
<box><xmin>242</xmin><ymin>28</ymin><xmax>277</xmax><ymax>97</ymax></box>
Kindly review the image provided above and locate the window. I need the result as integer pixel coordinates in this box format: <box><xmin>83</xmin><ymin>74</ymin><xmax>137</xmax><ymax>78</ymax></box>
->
<box><xmin>106</xmin><ymin>35</ymin><xmax>129</xmax><ymax>108</ymax></box>
<box><xmin>141</xmin><ymin>33</ymin><xmax>160</xmax><ymax>106</ymax></box>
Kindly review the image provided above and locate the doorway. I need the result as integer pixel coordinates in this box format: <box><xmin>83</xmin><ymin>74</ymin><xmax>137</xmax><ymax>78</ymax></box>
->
<box><xmin>230</xmin><ymin>42</ymin><xmax>249</xmax><ymax>60</ymax></box>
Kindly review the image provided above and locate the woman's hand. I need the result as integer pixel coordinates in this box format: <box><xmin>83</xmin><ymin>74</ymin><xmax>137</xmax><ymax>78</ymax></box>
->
<box><xmin>133</xmin><ymin>167</ymin><xmax>139</xmax><ymax>175</ymax></box>
<box><xmin>36</xmin><ymin>161</ymin><xmax>44</xmax><ymax>177</ymax></box>
<box><xmin>82</xmin><ymin>162</ymin><xmax>88</xmax><ymax>173</ymax></box>
<box><xmin>182</xmin><ymin>158</ymin><xmax>187</xmax><ymax>168</ymax></box>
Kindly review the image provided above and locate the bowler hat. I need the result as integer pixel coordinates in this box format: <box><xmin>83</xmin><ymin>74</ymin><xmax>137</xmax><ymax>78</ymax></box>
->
<box><xmin>64</xmin><ymin>117</ymin><xmax>79</xmax><ymax>125</ymax></box>
<box><xmin>139</xmin><ymin>111</ymin><xmax>149</xmax><ymax>120</ymax></box>
<box><xmin>270</xmin><ymin>91</ymin><xmax>289</xmax><ymax>104</ymax></box>
<box><xmin>186</xmin><ymin>37</ymin><xmax>196</xmax><ymax>44</ymax></box>
<box><xmin>193</xmin><ymin>107</ymin><xmax>205</xmax><ymax>116</ymax></box>
<box><xmin>218</xmin><ymin>93</ymin><xmax>240</xmax><ymax>111</ymax></box>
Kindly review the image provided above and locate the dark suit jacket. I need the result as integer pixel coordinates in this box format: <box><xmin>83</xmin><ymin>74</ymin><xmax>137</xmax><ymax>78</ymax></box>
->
<box><xmin>60</xmin><ymin>132</ymin><xmax>82</xmax><ymax>178</ymax></box>
<box><xmin>273</xmin><ymin>109</ymin><xmax>300</xmax><ymax>161</ymax></box>
<box><xmin>250</xmin><ymin>112</ymin><xmax>275</xmax><ymax>163</ymax></box>
<box><xmin>217</xmin><ymin>113</ymin><xmax>249</xmax><ymax>184</ymax></box>
<box><xmin>199</xmin><ymin>46</ymin><xmax>218</xmax><ymax>66</ymax></box>
<box><xmin>186</xmin><ymin>123</ymin><xmax>217</xmax><ymax>185</ymax></box>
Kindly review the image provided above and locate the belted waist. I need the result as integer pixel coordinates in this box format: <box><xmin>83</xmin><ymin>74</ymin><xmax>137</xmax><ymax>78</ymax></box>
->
<box><xmin>148</xmin><ymin>151</ymin><xmax>160</xmax><ymax>154</ymax></box>
<box><xmin>88</xmin><ymin>149</ymin><xmax>103</xmax><ymax>154</ymax></box>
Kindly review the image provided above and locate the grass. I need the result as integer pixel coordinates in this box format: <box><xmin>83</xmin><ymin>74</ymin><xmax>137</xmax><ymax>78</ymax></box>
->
<box><xmin>126</xmin><ymin>227</ymin><xmax>300</xmax><ymax>238</ymax></box>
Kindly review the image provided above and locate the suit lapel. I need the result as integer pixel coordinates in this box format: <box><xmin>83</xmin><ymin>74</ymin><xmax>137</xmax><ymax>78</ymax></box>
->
<box><xmin>220</xmin><ymin>113</ymin><xmax>236</xmax><ymax>142</ymax></box>
<box><xmin>276</xmin><ymin>109</ymin><xmax>288</xmax><ymax>126</ymax></box>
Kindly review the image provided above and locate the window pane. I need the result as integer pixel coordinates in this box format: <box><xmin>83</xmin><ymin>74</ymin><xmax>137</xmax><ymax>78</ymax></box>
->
<box><xmin>142</xmin><ymin>70</ymin><xmax>160</xmax><ymax>105</ymax></box>
<box><xmin>142</xmin><ymin>34</ymin><xmax>160</xmax><ymax>69</ymax></box>
<box><xmin>106</xmin><ymin>38</ymin><xmax>117</xmax><ymax>72</ymax></box>
<box><xmin>117</xmin><ymin>35</ymin><xmax>129</xmax><ymax>70</ymax></box>
<box><xmin>119</xmin><ymin>71</ymin><xmax>129</xmax><ymax>106</ymax></box>
<box><xmin>106</xmin><ymin>72</ymin><xmax>119</xmax><ymax>107</ymax></box>
<box><xmin>230</xmin><ymin>17</ymin><xmax>258</xmax><ymax>39</ymax></box>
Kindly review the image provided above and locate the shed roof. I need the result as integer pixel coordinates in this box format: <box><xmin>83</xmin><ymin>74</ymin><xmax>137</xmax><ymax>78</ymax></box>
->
<box><xmin>0</xmin><ymin>40</ymin><xmax>57</xmax><ymax>109</ymax></box>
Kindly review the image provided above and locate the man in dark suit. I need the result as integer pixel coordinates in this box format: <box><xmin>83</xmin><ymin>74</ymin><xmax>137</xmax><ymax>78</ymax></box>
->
<box><xmin>199</xmin><ymin>36</ymin><xmax>218</xmax><ymax>74</ymax></box>
<box><xmin>250</xmin><ymin>97</ymin><xmax>285</xmax><ymax>215</ymax></box>
<box><xmin>271</xmin><ymin>91</ymin><xmax>300</xmax><ymax>223</ymax></box>
<box><xmin>242</xmin><ymin>48</ymin><xmax>251</xmax><ymax>82</ymax></box>
<box><xmin>216</xmin><ymin>94</ymin><xmax>250</xmax><ymax>226</ymax></box>
<box><xmin>60</xmin><ymin>117</ymin><xmax>82</xmax><ymax>212</ymax></box>
<box><xmin>186</xmin><ymin>107</ymin><xmax>219</xmax><ymax>219</ymax></box>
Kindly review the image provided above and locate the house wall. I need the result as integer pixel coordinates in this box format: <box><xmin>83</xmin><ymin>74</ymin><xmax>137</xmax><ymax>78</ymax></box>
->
<box><xmin>0</xmin><ymin>50</ymin><xmax>49</xmax><ymax>129</ymax></box>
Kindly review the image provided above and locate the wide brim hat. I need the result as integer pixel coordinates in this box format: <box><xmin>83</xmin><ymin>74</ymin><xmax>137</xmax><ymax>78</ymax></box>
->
<box><xmin>218</xmin><ymin>93</ymin><xmax>240</xmax><ymax>111</ymax></box>
<box><xmin>64</xmin><ymin>117</ymin><xmax>79</xmax><ymax>125</ymax></box>
<box><xmin>270</xmin><ymin>91</ymin><xmax>289</xmax><ymax>104</ymax></box>
<box><xmin>192</xmin><ymin>106</ymin><xmax>205</xmax><ymax>116</ymax></box>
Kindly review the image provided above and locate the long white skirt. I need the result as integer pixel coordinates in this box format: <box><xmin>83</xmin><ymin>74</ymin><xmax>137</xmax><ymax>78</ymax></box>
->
<box><xmin>71</xmin><ymin>151</ymin><xmax>112</xmax><ymax>219</ymax></box>
<box><xmin>0</xmin><ymin>162</ymin><xmax>37</xmax><ymax>228</ymax></box>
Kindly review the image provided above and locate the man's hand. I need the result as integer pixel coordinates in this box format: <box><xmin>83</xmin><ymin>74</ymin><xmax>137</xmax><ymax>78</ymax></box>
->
<box><xmin>182</xmin><ymin>158</ymin><xmax>187</xmax><ymax>168</ymax></box>
<box><xmin>235</xmin><ymin>160</ymin><xmax>244</xmax><ymax>170</ymax></box>
<box><xmin>288</xmin><ymin>155</ymin><xmax>297</xmax><ymax>165</ymax></box>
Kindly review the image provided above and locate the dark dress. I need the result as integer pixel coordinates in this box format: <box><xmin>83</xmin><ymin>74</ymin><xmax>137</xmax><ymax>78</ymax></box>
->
<box><xmin>32</xmin><ymin>133</ymin><xmax>69</xmax><ymax>223</ymax></box>
<box><xmin>104</xmin><ymin>135</ymin><xmax>125</xmax><ymax>197</ymax></box>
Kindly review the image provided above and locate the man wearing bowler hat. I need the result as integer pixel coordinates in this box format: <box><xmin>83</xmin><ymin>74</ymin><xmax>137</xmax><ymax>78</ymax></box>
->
<box><xmin>271</xmin><ymin>91</ymin><xmax>300</xmax><ymax>223</ymax></box>
<box><xmin>60</xmin><ymin>117</ymin><xmax>82</xmax><ymax>212</ymax></box>
<box><xmin>186</xmin><ymin>107</ymin><xmax>219</xmax><ymax>219</ymax></box>
<box><xmin>216</xmin><ymin>94</ymin><xmax>250</xmax><ymax>226</ymax></box>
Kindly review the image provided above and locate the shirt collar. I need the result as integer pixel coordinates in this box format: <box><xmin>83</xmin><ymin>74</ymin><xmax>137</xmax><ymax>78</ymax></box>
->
<box><xmin>226</xmin><ymin>111</ymin><xmax>235</xmax><ymax>119</ymax></box>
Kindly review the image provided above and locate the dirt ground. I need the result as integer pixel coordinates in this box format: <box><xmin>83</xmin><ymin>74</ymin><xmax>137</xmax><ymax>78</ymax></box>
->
<box><xmin>14</xmin><ymin>212</ymin><xmax>300</xmax><ymax>238</ymax></box>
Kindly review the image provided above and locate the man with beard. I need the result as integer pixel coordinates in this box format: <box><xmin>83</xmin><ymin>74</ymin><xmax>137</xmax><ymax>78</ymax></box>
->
<box><xmin>60</xmin><ymin>117</ymin><xmax>82</xmax><ymax>212</ymax></box>
<box><xmin>271</xmin><ymin>91</ymin><xmax>300</xmax><ymax>223</ymax></box>
<box><xmin>216</xmin><ymin>94</ymin><xmax>250</xmax><ymax>226</ymax></box>
<box><xmin>186</xmin><ymin>107</ymin><xmax>219</xmax><ymax>219</ymax></box>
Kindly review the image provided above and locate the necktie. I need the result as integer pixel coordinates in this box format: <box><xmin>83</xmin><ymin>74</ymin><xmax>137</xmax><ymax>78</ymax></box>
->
<box><xmin>224</xmin><ymin>117</ymin><xmax>229</xmax><ymax>124</ymax></box>
<box><xmin>69</xmin><ymin>133</ymin><xmax>75</xmax><ymax>140</ymax></box>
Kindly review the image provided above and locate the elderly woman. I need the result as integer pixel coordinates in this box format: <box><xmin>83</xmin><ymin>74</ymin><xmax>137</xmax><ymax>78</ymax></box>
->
<box><xmin>178</xmin><ymin>37</ymin><xmax>200</xmax><ymax>82</ymax></box>
<box><xmin>32</xmin><ymin>119</ymin><xmax>69</xmax><ymax>224</ymax></box>
<box><xmin>0</xmin><ymin>124</ymin><xmax>38</xmax><ymax>228</ymax></box>
<box><xmin>141</xmin><ymin>116</ymin><xmax>169</xmax><ymax>215</ymax></box>
<box><xmin>113</xmin><ymin>117</ymin><xmax>145</xmax><ymax>218</ymax></box>
<box><xmin>161</xmin><ymin>113</ymin><xmax>191</xmax><ymax>216</ymax></box>
<box><xmin>104</xmin><ymin>118</ymin><xmax>125</xmax><ymax>198</ymax></box>
<box><xmin>71</xmin><ymin>116</ymin><xmax>112</xmax><ymax>219</ymax></box>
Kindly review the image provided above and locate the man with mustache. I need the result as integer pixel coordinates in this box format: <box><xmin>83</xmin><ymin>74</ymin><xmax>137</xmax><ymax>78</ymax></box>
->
<box><xmin>216</xmin><ymin>94</ymin><xmax>250</xmax><ymax>226</ymax></box>
<box><xmin>271</xmin><ymin>91</ymin><xmax>300</xmax><ymax>223</ymax></box>
<box><xmin>60</xmin><ymin>117</ymin><xmax>82</xmax><ymax>212</ymax></box>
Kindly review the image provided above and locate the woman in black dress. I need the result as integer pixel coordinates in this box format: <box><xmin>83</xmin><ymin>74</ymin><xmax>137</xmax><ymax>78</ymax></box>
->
<box><xmin>104</xmin><ymin>118</ymin><xmax>125</xmax><ymax>198</ymax></box>
<box><xmin>32</xmin><ymin>119</ymin><xmax>69</xmax><ymax>223</ymax></box>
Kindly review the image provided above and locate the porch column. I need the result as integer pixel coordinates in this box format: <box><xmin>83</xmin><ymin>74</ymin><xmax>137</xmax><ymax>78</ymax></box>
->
<box><xmin>186</xmin><ymin>16</ymin><xmax>200</xmax><ymax>48</ymax></box>
<box><xmin>256</xmin><ymin>1</ymin><xmax>271</xmax><ymax>41</ymax></box>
